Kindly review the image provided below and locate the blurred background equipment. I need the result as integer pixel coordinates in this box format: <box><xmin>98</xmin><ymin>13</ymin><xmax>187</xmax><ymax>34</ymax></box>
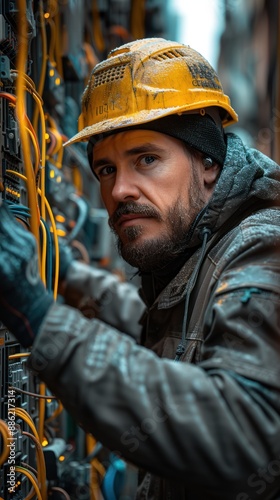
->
<box><xmin>0</xmin><ymin>0</ymin><xmax>279</xmax><ymax>498</ymax></box>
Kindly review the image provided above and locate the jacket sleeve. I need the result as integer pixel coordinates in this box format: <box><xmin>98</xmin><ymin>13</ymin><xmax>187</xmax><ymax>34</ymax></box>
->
<box><xmin>62</xmin><ymin>260</ymin><xmax>145</xmax><ymax>341</ymax></box>
<box><xmin>28</xmin><ymin>216</ymin><xmax>280</xmax><ymax>499</ymax></box>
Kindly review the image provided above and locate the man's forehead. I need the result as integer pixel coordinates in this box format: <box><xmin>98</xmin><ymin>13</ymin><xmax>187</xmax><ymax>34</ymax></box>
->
<box><xmin>92</xmin><ymin>128</ymin><xmax>179</xmax><ymax>154</ymax></box>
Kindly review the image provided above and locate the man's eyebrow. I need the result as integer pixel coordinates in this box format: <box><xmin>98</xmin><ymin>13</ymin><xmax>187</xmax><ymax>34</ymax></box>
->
<box><xmin>93</xmin><ymin>157</ymin><xmax>111</xmax><ymax>170</ymax></box>
<box><xmin>93</xmin><ymin>143</ymin><xmax>165</xmax><ymax>170</ymax></box>
<box><xmin>124</xmin><ymin>143</ymin><xmax>165</xmax><ymax>156</ymax></box>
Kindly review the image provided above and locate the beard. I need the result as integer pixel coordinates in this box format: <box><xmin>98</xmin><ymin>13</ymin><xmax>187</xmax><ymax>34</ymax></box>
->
<box><xmin>108</xmin><ymin>171</ymin><xmax>206</xmax><ymax>272</ymax></box>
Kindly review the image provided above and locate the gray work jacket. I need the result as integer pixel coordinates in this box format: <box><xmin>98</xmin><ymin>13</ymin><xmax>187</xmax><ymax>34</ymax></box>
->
<box><xmin>29</xmin><ymin>134</ymin><xmax>280</xmax><ymax>499</ymax></box>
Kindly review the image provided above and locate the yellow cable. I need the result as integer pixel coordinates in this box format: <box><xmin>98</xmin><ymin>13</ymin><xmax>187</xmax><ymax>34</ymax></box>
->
<box><xmin>38</xmin><ymin>383</ymin><xmax>46</xmax><ymax>444</ymax></box>
<box><xmin>14</xmin><ymin>409</ymin><xmax>39</xmax><ymax>440</ymax></box>
<box><xmin>38</xmin><ymin>188</ymin><xmax>59</xmax><ymax>299</ymax></box>
<box><xmin>57</xmin><ymin>145</ymin><xmax>64</xmax><ymax>169</ymax></box>
<box><xmin>11</xmin><ymin>71</ymin><xmax>47</xmax><ymax>218</ymax></box>
<box><xmin>32</xmin><ymin>0</ymin><xmax>47</xmax><ymax>133</ymax></box>
<box><xmin>14</xmin><ymin>409</ymin><xmax>47</xmax><ymax>500</ymax></box>
<box><xmin>90</xmin><ymin>459</ymin><xmax>105</xmax><ymax>500</ymax></box>
<box><xmin>53</xmin><ymin>8</ymin><xmax>63</xmax><ymax>78</ymax></box>
<box><xmin>45</xmin><ymin>400</ymin><xmax>64</xmax><ymax>424</ymax></box>
<box><xmin>130</xmin><ymin>0</ymin><xmax>146</xmax><ymax>39</ymax></box>
<box><xmin>86</xmin><ymin>434</ymin><xmax>97</xmax><ymax>454</ymax></box>
<box><xmin>25</xmin><ymin>126</ymin><xmax>40</xmax><ymax>174</ymax></box>
<box><xmin>15</xmin><ymin>466</ymin><xmax>42</xmax><ymax>500</ymax></box>
<box><xmin>47</xmin><ymin>17</ymin><xmax>56</xmax><ymax>66</ymax></box>
<box><xmin>92</xmin><ymin>0</ymin><xmax>105</xmax><ymax>53</ymax></box>
<box><xmin>8</xmin><ymin>352</ymin><xmax>30</xmax><ymax>359</ymax></box>
<box><xmin>86</xmin><ymin>435</ymin><xmax>105</xmax><ymax>500</ymax></box>
<box><xmin>25</xmin><ymin>486</ymin><xmax>36</xmax><ymax>500</ymax></box>
<box><xmin>72</xmin><ymin>166</ymin><xmax>83</xmax><ymax>195</ymax></box>
<box><xmin>16</xmin><ymin>0</ymin><xmax>40</xmax><ymax>243</ymax></box>
<box><xmin>22</xmin><ymin>431</ymin><xmax>46</xmax><ymax>490</ymax></box>
<box><xmin>13</xmin><ymin>68</ymin><xmax>37</xmax><ymax>91</ymax></box>
<box><xmin>40</xmin><ymin>219</ymin><xmax>47</xmax><ymax>286</ymax></box>
<box><xmin>0</xmin><ymin>419</ymin><xmax>12</xmax><ymax>467</ymax></box>
<box><xmin>31</xmin><ymin>91</ymin><xmax>47</xmax><ymax>220</ymax></box>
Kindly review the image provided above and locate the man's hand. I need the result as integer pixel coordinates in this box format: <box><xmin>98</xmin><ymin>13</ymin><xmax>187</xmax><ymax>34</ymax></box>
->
<box><xmin>0</xmin><ymin>203</ymin><xmax>53</xmax><ymax>347</ymax></box>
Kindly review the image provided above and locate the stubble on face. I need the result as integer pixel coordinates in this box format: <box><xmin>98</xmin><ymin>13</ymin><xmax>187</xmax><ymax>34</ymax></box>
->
<box><xmin>109</xmin><ymin>163</ymin><xmax>206</xmax><ymax>272</ymax></box>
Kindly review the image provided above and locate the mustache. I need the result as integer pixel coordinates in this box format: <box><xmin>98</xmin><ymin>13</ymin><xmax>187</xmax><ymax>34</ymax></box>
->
<box><xmin>109</xmin><ymin>202</ymin><xmax>162</xmax><ymax>228</ymax></box>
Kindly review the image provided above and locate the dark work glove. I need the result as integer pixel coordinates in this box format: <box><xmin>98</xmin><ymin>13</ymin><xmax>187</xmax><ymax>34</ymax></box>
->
<box><xmin>0</xmin><ymin>203</ymin><xmax>54</xmax><ymax>347</ymax></box>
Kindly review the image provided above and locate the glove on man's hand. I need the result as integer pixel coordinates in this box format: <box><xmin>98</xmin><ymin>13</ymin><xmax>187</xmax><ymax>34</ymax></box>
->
<box><xmin>0</xmin><ymin>203</ymin><xmax>54</xmax><ymax>347</ymax></box>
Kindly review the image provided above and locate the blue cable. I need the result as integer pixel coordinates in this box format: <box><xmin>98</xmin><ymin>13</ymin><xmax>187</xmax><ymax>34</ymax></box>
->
<box><xmin>101</xmin><ymin>453</ymin><xmax>126</xmax><ymax>500</ymax></box>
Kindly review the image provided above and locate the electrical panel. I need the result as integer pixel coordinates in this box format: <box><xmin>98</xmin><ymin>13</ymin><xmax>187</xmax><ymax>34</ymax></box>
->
<box><xmin>0</xmin><ymin>1</ymin><xmax>168</xmax><ymax>499</ymax></box>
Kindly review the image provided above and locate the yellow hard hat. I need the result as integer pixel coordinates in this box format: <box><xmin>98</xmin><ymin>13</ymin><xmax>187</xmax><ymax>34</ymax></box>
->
<box><xmin>64</xmin><ymin>37</ymin><xmax>238</xmax><ymax>147</ymax></box>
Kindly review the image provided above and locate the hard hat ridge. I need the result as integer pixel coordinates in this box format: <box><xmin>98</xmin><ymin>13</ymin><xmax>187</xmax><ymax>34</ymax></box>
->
<box><xmin>64</xmin><ymin>37</ymin><xmax>238</xmax><ymax>147</ymax></box>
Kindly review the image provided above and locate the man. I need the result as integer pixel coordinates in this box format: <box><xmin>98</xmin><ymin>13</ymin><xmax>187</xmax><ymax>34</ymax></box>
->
<box><xmin>0</xmin><ymin>38</ymin><xmax>280</xmax><ymax>499</ymax></box>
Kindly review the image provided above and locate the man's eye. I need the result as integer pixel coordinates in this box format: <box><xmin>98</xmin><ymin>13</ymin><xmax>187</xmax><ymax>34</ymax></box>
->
<box><xmin>139</xmin><ymin>155</ymin><xmax>156</xmax><ymax>166</ymax></box>
<box><xmin>99</xmin><ymin>166</ymin><xmax>115</xmax><ymax>177</ymax></box>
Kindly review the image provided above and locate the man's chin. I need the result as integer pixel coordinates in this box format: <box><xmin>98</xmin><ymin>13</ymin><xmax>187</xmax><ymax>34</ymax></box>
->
<box><xmin>117</xmin><ymin>236</ymin><xmax>151</xmax><ymax>270</ymax></box>
<box><xmin>117</xmin><ymin>224</ymin><xmax>144</xmax><ymax>243</ymax></box>
<box><xmin>117</xmin><ymin>234</ymin><xmax>179</xmax><ymax>272</ymax></box>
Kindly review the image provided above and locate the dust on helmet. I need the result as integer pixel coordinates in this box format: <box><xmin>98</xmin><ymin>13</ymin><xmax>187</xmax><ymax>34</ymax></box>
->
<box><xmin>64</xmin><ymin>37</ymin><xmax>238</xmax><ymax>146</ymax></box>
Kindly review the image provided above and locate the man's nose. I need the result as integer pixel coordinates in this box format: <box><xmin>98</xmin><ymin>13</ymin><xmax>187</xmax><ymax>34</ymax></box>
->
<box><xmin>111</xmin><ymin>169</ymin><xmax>141</xmax><ymax>203</ymax></box>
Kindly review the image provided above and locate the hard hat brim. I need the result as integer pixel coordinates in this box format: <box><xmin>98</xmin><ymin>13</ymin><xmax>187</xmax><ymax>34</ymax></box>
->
<box><xmin>64</xmin><ymin>103</ymin><xmax>238</xmax><ymax>147</ymax></box>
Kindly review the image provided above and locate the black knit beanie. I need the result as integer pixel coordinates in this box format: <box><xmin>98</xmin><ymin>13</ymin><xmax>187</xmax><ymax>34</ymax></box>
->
<box><xmin>87</xmin><ymin>113</ymin><xmax>227</xmax><ymax>170</ymax></box>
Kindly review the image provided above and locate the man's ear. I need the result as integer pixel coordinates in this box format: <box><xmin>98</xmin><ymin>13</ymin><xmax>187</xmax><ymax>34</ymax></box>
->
<box><xmin>202</xmin><ymin>157</ymin><xmax>221</xmax><ymax>187</ymax></box>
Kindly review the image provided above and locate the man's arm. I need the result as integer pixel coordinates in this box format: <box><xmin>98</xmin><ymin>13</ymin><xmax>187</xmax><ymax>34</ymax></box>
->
<box><xmin>61</xmin><ymin>260</ymin><xmax>145</xmax><ymax>340</ymax></box>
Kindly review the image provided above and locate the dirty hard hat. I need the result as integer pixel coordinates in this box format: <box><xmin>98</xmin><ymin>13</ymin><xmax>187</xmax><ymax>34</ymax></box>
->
<box><xmin>64</xmin><ymin>37</ymin><xmax>238</xmax><ymax>148</ymax></box>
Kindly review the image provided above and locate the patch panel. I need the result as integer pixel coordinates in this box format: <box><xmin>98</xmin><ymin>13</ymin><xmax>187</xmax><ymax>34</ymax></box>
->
<box><xmin>0</xmin><ymin>1</ymin><xmax>168</xmax><ymax>498</ymax></box>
